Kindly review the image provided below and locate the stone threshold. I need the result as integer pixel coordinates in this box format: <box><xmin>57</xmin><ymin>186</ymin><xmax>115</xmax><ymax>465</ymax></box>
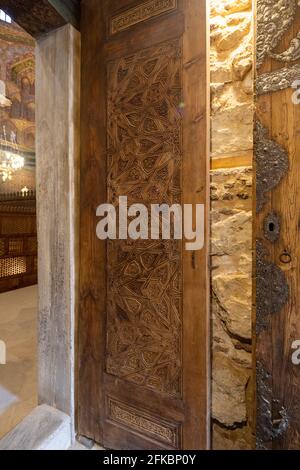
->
<box><xmin>0</xmin><ymin>404</ymin><xmax>71</xmax><ymax>450</ymax></box>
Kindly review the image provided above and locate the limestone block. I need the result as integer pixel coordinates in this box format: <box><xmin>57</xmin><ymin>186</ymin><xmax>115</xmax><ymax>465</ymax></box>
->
<box><xmin>213</xmin><ymin>423</ymin><xmax>253</xmax><ymax>450</ymax></box>
<box><xmin>232</xmin><ymin>45</ymin><xmax>253</xmax><ymax>80</ymax></box>
<box><xmin>211</xmin><ymin>210</ymin><xmax>252</xmax><ymax>257</ymax></box>
<box><xmin>212</xmin><ymin>301</ymin><xmax>252</xmax><ymax>369</ymax></box>
<box><xmin>214</xmin><ymin>16</ymin><xmax>251</xmax><ymax>52</ymax></box>
<box><xmin>211</xmin><ymin>101</ymin><xmax>253</xmax><ymax>157</ymax></box>
<box><xmin>210</xmin><ymin>0</ymin><xmax>252</xmax><ymax>17</ymax></box>
<box><xmin>212</xmin><ymin>353</ymin><xmax>250</xmax><ymax>426</ymax></box>
<box><xmin>213</xmin><ymin>273</ymin><xmax>252</xmax><ymax>340</ymax></box>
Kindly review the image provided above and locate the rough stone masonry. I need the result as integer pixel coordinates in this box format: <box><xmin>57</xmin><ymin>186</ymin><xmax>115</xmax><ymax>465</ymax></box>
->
<box><xmin>210</xmin><ymin>0</ymin><xmax>254</xmax><ymax>449</ymax></box>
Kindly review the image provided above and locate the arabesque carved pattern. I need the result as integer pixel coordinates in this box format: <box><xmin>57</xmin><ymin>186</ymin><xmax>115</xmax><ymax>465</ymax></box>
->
<box><xmin>256</xmin><ymin>241</ymin><xmax>289</xmax><ymax>334</ymax></box>
<box><xmin>256</xmin><ymin>64</ymin><xmax>300</xmax><ymax>95</ymax></box>
<box><xmin>270</xmin><ymin>31</ymin><xmax>300</xmax><ymax>63</ymax></box>
<box><xmin>256</xmin><ymin>1</ymin><xmax>300</xmax><ymax>93</ymax></box>
<box><xmin>256</xmin><ymin>0</ymin><xmax>298</xmax><ymax>69</ymax></box>
<box><xmin>255</xmin><ymin>121</ymin><xmax>289</xmax><ymax>213</ymax></box>
<box><xmin>106</xmin><ymin>40</ymin><xmax>183</xmax><ymax>397</ymax></box>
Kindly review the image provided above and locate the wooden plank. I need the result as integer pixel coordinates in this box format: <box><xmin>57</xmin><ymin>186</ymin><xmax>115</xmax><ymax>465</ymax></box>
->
<box><xmin>0</xmin><ymin>0</ymin><xmax>80</xmax><ymax>37</ymax></box>
<box><xmin>211</xmin><ymin>152</ymin><xmax>253</xmax><ymax>170</ymax></box>
<box><xmin>36</xmin><ymin>24</ymin><xmax>80</xmax><ymax>416</ymax></box>
<box><xmin>78</xmin><ymin>0</ymin><xmax>105</xmax><ymax>444</ymax></box>
<box><xmin>182</xmin><ymin>0</ymin><xmax>209</xmax><ymax>450</ymax></box>
<box><xmin>255</xmin><ymin>0</ymin><xmax>300</xmax><ymax>450</ymax></box>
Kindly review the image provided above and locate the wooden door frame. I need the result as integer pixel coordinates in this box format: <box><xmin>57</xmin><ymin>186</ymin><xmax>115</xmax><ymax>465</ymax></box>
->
<box><xmin>0</xmin><ymin>0</ymin><xmax>81</xmax><ymax>443</ymax></box>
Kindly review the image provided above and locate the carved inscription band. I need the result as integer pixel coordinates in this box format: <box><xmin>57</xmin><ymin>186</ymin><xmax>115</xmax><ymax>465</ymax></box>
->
<box><xmin>108</xmin><ymin>398</ymin><xmax>179</xmax><ymax>446</ymax></box>
<box><xmin>110</xmin><ymin>0</ymin><xmax>177</xmax><ymax>35</ymax></box>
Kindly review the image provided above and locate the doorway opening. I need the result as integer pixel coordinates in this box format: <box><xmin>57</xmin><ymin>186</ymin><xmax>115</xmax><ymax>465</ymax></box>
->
<box><xmin>0</xmin><ymin>0</ymin><xmax>79</xmax><ymax>451</ymax></box>
<box><xmin>0</xmin><ymin>14</ymin><xmax>37</xmax><ymax>439</ymax></box>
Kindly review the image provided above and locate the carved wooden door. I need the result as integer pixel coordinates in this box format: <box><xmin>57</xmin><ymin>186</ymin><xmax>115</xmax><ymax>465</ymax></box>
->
<box><xmin>79</xmin><ymin>0</ymin><xmax>209</xmax><ymax>450</ymax></box>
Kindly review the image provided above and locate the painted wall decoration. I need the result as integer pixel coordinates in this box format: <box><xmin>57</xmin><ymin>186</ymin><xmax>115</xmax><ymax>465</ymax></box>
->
<box><xmin>0</xmin><ymin>18</ymin><xmax>35</xmax><ymax>194</ymax></box>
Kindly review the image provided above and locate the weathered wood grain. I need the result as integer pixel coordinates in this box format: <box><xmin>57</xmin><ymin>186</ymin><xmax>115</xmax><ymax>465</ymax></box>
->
<box><xmin>36</xmin><ymin>24</ymin><xmax>80</xmax><ymax>418</ymax></box>
<box><xmin>255</xmin><ymin>1</ymin><xmax>300</xmax><ymax>450</ymax></box>
<box><xmin>78</xmin><ymin>0</ymin><xmax>105</xmax><ymax>445</ymax></box>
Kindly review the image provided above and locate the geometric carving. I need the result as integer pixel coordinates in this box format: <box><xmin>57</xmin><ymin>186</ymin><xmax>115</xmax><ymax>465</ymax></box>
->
<box><xmin>256</xmin><ymin>241</ymin><xmax>289</xmax><ymax>334</ymax></box>
<box><xmin>110</xmin><ymin>0</ymin><xmax>177</xmax><ymax>35</ymax></box>
<box><xmin>0</xmin><ymin>256</ymin><xmax>26</xmax><ymax>277</ymax></box>
<box><xmin>108</xmin><ymin>398</ymin><xmax>179</xmax><ymax>447</ymax></box>
<box><xmin>106</xmin><ymin>40</ymin><xmax>183</xmax><ymax>396</ymax></box>
<box><xmin>256</xmin><ymin>0</ymin><xmax>298</xmax><ymax>69</ymax></box>
<box><xmin>255</xmin><ymin>121</ymin><xmax>289</xmax><ymax>213</ymax></box>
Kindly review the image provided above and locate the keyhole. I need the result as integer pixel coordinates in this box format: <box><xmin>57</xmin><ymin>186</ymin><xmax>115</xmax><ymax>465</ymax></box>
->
<box><xmin>263</xmin><ymin>212</ymin><xmax>280</xmax><ymax>242</ymax></box>
<box><xmin>269</xmin><ymin>222</ymin><xmax>275</xmax><ymax>232</ymax></box>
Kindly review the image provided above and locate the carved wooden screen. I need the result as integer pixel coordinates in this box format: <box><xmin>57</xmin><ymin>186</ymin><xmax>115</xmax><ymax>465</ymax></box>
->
<box><xmin>255</xmin><ymin>0</ymin><xmax>300</xmax><ymax>449</ymax></box>
<box><xmin>0</xmin><ymin>192</ymin><xmax>37</xmax><ymax>293</ymax></box>
<box><xmin>79</xmin><ymin>0</ymin><xmax>209</xmax><ymax>450</ymax></box>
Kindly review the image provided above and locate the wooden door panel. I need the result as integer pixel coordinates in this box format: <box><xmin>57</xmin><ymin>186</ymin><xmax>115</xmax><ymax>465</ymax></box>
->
<box><xmin>79</xmin><ymin>0</ymin><xmax>209</xmax><ymax>450</ymax></box>
<box><xmin>255</xmin><ymin>1</ymin><xmax>300</xmax><ymax>450</ymax></box>
<box><xmin>106</xmin><ymin>38</ymin><xmax>183</xmax><ymax>399</ymax></box>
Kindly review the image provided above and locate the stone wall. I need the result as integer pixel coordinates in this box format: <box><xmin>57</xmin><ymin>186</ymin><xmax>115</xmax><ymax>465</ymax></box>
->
<box><xmin>210</xmin><ymin>0</ymin><xmax>254</xmax><ymax>449</ymax></box>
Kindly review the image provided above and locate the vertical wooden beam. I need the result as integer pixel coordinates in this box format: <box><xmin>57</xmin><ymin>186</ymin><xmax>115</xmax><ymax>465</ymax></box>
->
<box><xmin>182</xmin><ymin>0</ymin><xmax>210</xmax><ymax>450</ymax></box>
<box><xmin>78</xmin><ymin>0</ymin><xmax>104</xmax><ymax>444</ymax></box>
<box><xmin>36</xmin><ymin>24</ymin><xmax>80</xmax><ymax>422</ymax></box>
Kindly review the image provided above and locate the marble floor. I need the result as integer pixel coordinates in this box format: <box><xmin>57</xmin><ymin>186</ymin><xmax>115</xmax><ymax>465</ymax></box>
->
<box><xmin>0</xmin><ymin>285</ymin><xmax>38</xmax><ymax>439</ymax></box>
